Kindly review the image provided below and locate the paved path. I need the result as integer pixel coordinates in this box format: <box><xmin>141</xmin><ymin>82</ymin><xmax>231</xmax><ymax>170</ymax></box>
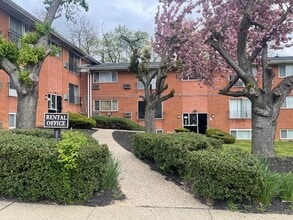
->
<box><xmin>0</xmin><ymin>129</ymin><xmax>292</xmax><ymax>219</ymax></box>
<box><xmin>92</xmin><ymin>129</ymin><xmax>207</xmax><ymax>209</ymax></box>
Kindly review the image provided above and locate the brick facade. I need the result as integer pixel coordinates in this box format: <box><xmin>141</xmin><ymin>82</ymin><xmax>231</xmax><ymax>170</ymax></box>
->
<box><xmin>1</xmin><ymin>0</ymin><xmax>292</xmax><ymax>140</ymax></box>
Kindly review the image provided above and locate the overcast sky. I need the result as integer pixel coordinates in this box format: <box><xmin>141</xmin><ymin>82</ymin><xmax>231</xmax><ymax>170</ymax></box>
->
<box><xmin>13</xmin><ymin>0</ymin><xmax>158</xmax><ymax>35</ymax></box>
<box><xmin>12</xmin><ymin>0</ymin><xmax>292</xmax><ymax>56</ymax></box>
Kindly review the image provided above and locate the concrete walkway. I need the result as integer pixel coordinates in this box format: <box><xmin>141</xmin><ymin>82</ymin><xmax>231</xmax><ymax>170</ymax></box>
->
<box><xmin>0</xmin><ymin>129</ymin><xmax>292</xmax><ymax>220</ymax></box>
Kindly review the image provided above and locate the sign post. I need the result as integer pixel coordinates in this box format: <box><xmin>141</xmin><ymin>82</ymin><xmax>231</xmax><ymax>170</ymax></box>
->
<box><xmin>44</xmin><ymin>113</ymin><xmax>69</xmax><ymax>139</ymax></box>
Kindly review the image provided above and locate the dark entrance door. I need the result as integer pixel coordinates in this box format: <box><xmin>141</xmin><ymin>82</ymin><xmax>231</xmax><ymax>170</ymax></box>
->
<box><xmin>198</xmin><ymin>113</ymin><xmax>208</xmax><ymax>134</ymax></box>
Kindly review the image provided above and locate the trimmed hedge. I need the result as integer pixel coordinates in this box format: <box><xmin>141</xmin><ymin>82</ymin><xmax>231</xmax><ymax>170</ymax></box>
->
<box><xmin>11</xmin><ymin>128</ymin><xmax>54</xmax><ymax>138</ymax></box>
<box><xmin>92</xmin><ymin>115</ymin><xmax>145</xmax><ymax>131</ymax></box>
<box><xmin>133</xmin><ymin>132</ymin><xmax>222</xmax><ymax>175</ymax></box>
<box><xmin>69</xmin><ymin>112</ymin><xmax>96</xmax><ymax>129</ymax></box>
<box><xmin>0</xmin><ymin>130</ymin><xmax>109</xmax><ymax>204</ymax></box>
<box><xmin>187</xmin><ymin>148</ymin><xmax>264</xmax><ymax>202</ymax></box>
<box><xmin>206</xmin><ymin>128</ymin><xmax>236</xmax><ymax>144</ymax></box>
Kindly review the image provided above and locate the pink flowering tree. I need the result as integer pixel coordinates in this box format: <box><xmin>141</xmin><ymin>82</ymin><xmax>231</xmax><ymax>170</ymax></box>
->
<box><xmin>155</xmin><ymin>0</ymin><xmax>293</xmax><ymax>157</ymax></box>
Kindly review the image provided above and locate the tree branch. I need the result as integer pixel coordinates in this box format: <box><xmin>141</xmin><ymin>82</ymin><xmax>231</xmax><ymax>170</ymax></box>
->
<box><xmin>219</xmin><ymin>89</ymin><xmax>246</xmax><ymax>97</ymax></box>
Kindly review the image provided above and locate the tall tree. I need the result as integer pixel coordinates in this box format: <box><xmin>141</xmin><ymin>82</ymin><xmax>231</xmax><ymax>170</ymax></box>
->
<box><xmin>65</xmin><ymin>14</ymin><xmax>99</xmax><ymax>58</ymax></box>
<box><xmin>155</xmin><ymin>0</ymin><xmax>293</xmax><ymax>157</ymax></box>
<box><xmin>98</xmin><ymin>25</ymin><xmax>150</xmax><ymax>63</ymax></box>
<box><xmin>0</xmin><ymin>0</ymin><xmax>88</xmax><ymax>128</ymax></box>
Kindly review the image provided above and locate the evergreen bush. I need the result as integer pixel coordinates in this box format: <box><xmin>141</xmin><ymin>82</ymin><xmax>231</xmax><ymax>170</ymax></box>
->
<box><xmin>206</xmin><ymin>128</ymin><xmax>236</xmax><ymax>144</ymax></box>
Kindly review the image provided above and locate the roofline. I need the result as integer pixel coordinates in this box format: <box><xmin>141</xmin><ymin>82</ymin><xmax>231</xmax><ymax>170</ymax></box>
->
<box><xmin>268</xmin><ymin>56</ymin><xmax>293</xmax><ymax>65</ymax></box>
<box><xmin>89</xmin><ymin>62</ymin><xmax>160</xmax><ymax>71</ymax></box>
<box><xmin>1</xmin><ymin>0</ymin><xmax>99</xmax><ymax>64</ymax></box>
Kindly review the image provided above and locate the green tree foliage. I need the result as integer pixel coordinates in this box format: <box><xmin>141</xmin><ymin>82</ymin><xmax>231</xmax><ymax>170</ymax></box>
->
<box><xmin>98</xmin><ymin>25</ymin><xmax>150</xmax><ymax>63</ymax></box>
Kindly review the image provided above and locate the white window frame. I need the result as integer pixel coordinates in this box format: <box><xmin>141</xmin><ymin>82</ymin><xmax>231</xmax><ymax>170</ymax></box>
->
<box><xmin>280</xmin><ymin>129</ymin><xmax>293</xmax><ymax>139</ymax></box>
<box><xmin>9</xmin><ymin>78</ymin><xmax>17</xmax><ymax>97</ymax></box>
<box><xmin>229</xmin><ymin>98</ymin><xmax>252</xmax><ymax>119</ymax></box>
<box><xmin>279</xmin><ymin>65</ymin><xmax>293</xmax><ymax>78</ymax></box>
<box><xmin>93</xmin><ymin>71</ymin><xmax>118</xmax><ymax>83</ymax></box>
<box><xmin>156</xmin><ymin>129</ymin><xmax>163</xmax><ymax>133</ymax></box>
<box><xmin>94</xmin><ymin>100</ymin><xmax>118</xmax><ymax>112</ymax></box>
<box><xmin>9</xmin><ymin>113</ymin><xmax>17</xmax><ymax>129</ymax></box>
<box><xmin>230</xmin><ymin>129</ymin><xmax>252</xmax><ymax>139</ymax></box>
<box><xmin>282</xmin><ymin>96</ymin><xmax>293</xmax><ymax>109</ymax></box>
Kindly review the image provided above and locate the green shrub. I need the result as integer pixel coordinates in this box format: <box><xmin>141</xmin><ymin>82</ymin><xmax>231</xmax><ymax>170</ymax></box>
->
<box><xmin>133</xmin><ymin>132</ymin><xmax>222</xmax><ymax>175</ymax></box>
<box><xmin>11</xmin><ymin>128</ymin><xmax>54</xmax><ymax>138</ymax></box>
<box><xmin>69</xmin><ymin>112</ymin><xmax>96</xmax><ymax>129</ymax></box>
<box><xmin>92</xmin><ymin>115</ymin><xmax>145</xmax><ymax>131</ymax></box>
<box><xmin>101</xmin><ymin>154</ymin><xmax>121</xmax><ymax>191</ymax></box>
<box><xmin>187</xmin><ymin>149</ymin><xmax>264</xmax><ymax>202</ymax></box>
<box><xmin>0</xmin><ymin>130</ymin><xmax>110</xmax><ymax>204</ymax></box>
<box><xmin>206</xmin><ymin>128</ymin><xmax>236</xmax><ymax>144</ymax></box>
<box><xmin>174</xmin><ymin>127</ymin><xmax>190</xmax><ymax>132</ymax></box>
<box><xmin>57</xmin><ymin>131</ymin><xmax>89</xmax><ymax>170</ymax></box>
<box><xmin>279</xmin><ymin>172</ymin><xmax>293</xmax><ymax>203</ymax></box>
<box><xmin>133</xmin><ymin>133</ymin><xmax>158</xmax><ymax>159</ymax></box>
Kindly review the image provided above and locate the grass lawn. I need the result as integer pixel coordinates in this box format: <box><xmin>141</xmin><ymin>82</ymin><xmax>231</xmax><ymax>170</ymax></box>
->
<box><xmin>223</xmin><ymin>140</ymin><xmax>293</xmax><ymax>157</ymax></box>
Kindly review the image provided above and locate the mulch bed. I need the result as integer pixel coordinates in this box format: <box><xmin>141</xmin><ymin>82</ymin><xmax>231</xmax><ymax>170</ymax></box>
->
<box><xmin>112</xmin><ymin>130</ymin><xmax>293</xmax><ymax>215</ymax></box>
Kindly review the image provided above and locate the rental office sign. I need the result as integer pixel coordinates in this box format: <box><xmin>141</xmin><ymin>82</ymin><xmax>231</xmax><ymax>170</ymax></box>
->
<box><xmin>44</xmin><ymin>113</ymin><xmax>69</xmax><ymax>128</ymax></box>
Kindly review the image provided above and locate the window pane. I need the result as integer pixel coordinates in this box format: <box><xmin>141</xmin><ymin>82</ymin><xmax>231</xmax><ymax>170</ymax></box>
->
<box><xmin>288</xmin><ymin>130</ymin><xmax>293</xmax><ymax>139</ymax></box>
<box><xmin>237</xmin><ymin>130</ymin><xmax>250</xmax><ymax>139</ymax></box>
<box><xmin>286</xmin><ymin>97</ymin><xmax>293</xmax><ymax>108</ymax></box>
<box><xmin>281</xmin><ymin>130</ymin><xmax>287</xmax><ymax>139</ymax></box>
<box><xmin>155</xmin><ymin>102</ymin><xmax>162</xmax><ymax>118</ymax></box>
<box><xmin>99</xmin><ymin>72</ymin><xmax>112</xmax><ymax>82</ymax></box>
<box><xmin>231</xmin><ymin>130</ymin><xmax>236</xmax><ymax>137</ymax></box>
<box><xmin>279</xmin><ymin>66</ymin><xmax>286</xmax><ymax>77</ymax></box>
<box><xmin>101</xmin><ymin>101</ymin><xmax>111</xmax><ymax>111</ymax></box>
<box><xmin>286</xmin><ymin>65</ymin><xmax>293</xmax><ymax>77</ymax></box>
<box><xmin>112</xmin><ymin>100</ymin><xmax>118</xmax><ymax>111</ymax></box>
<box><xmin>93</xmin><ymin>72</ymin><xmax>99</xmax><ymax>82</ymax></box>
<box><xmin>112</xmin><ymin>72</ymin><xmax>118</xmax><ymax>82</ymax></box>
<box><xmin>9</xmin><ymin>114</ymin><xmax>16</xmax><ymax>128</ymax></box>
<box><xmin>94</xmin><ymin>101</ymin><xmax>99</xmax><ymax>111</ymax></box>
<box><xmin>138</xmin><ymin>101</ymin><xmax>145</xmax><ymax>119</ymax></box>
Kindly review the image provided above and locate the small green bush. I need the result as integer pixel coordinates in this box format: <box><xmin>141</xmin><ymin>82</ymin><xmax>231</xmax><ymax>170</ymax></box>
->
<box><xmin>187</xmin><ymin>148</ymin><xmax>264</xmax><ymax>202</ymax></box>
<box><xmin>206</xmin><ymin>128</ymin><xmax>236</xmax><ymax>144</ymax></box>
<box><xmin>11</xmin><ymin>128</ymin><xmax>54</xmax><ymax>138</ymax></box>
<box><xmin>133</xmin><ymin>132</ymin><xmax>222</xmax><ymax>175</ymax></box>
<box><xmin>133</xmin><ymin>133</ymin><xmax>158</xmax><ymax>159</ymax></box>
<box><xmin>280</xmin><ymin>172</ymin><xmax>293</xmax><ymax>202</ymax></box>
<box><xmin>174</xmin><ymin>127</ymin><xmax>190</xmax><ymax>132</ymax></box>
<box><xmin>92</xmin><ymin>115</ymin><xmax>145</xmax><ymax>131</ymax></box>
<box><xmin>0</xmin><ymin>130</ymin><xmax>110</xmax><ymax>204</ymax></box>
<box><xmin>69</xmin><ymin>112</ymin><xmax>96</xmax><ymax>129</ymax></box>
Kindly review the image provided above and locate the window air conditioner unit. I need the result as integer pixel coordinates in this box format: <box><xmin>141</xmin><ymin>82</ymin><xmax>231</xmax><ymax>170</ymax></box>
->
<box><xmin>92</xmin><ymin>83</ymin><xmax>100</xmax><ymax>90</ymax></box>
<box><xmin>63</xmin><ymin>94</ymin><xmax>69</xmax><ymax>100</ymax></box>
<box><xmin>64</xmin><ymin>62</ymin><xmax>69</xmax><ymax>68</ymax></box>
<box><xmin>124</xmin><ymin>112</ymin><xmax>132</xmax><ymax>118</ymax></box>
<box><xmin>123</xmin><ymin>83</ymin><xmax>131</xmax><ymax>89</ymax></box>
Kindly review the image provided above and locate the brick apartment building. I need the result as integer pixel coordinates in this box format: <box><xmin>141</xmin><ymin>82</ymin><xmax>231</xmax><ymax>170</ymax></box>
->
<box><xmin>0</xmin><ymin>0</ymin><xmax>98</xmax><ymax>129</ymax></box>
<box><xmin>86</xmin><ymin>59</ymin><xmax>293</xmax><ymax>140</ymax></box>
<box><xmin>1</xmin><ymin>0</ymin><xmax>293</xmax><ymax>140</ymax></box>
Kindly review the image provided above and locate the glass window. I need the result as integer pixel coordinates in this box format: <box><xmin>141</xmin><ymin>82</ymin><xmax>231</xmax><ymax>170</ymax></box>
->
<box><xmin>47</xmin><ymin>94</ymin><xmax>62</xmax><ymax>112</ymax></box>
<box><xmin>230</xmin><ymin>129</ymin><xmax>252</xmax><ymax>139</ymax></box>
<box><xmin>9</xmin><ymin>113</ymin><xmax>16</xmax><ymax>129</ymax></box>
<box><xmin>138</xmin><ymin>101</ymin><xmax>162</xmax><ymax>119</ymax></box>
<box><xmin>9</xmin><ymin>77</ymin><xmax>17</xmax><ymax>97</ymax></box>
<box><xmin>69</xmin><ymin>84</ymin><xmax>79</xmax><ymax>104</ymax></box>
<box><xmin>69</xmin><ymin>51</ymin><xmax>80</xmax><ymax>73</ymax></box>
<box><xmin>93</xmin><ymin>71</ymin><xmax>118</xmax><ymax>83</ymax></box>
<box><xmin>280</xmin><ymin>130</ymin><xmax>293</xmax><ymax>139</ymax></box>
<box><xmin>279</xmin><ymin>65</ymin><xmax>293</xmax><ymax>78</ymax></box>
<box><xmin>229</xmin><ymin>99</ymin><xmax>251</xmax><ymax>118</ymax></box>
<box><xmin>282</xmin><ymin>96</ymin><xmax>293</xmax><ymax>108</ymax></box>
<box><xmin>94</xmin><ymin>100</ymin><xmax>118</xmax><ymax>111</ymax></box>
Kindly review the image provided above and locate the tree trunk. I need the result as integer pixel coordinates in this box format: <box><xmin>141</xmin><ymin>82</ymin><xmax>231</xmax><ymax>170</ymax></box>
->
<box><xmin>251</xmin><ymin>112</ymin><xmax>276</xmax><ymax>158</ymax></box>
<box><xmin>16</xmin><ymin>87</ymin><xmax>39</xmax><ymax>129</ymax></box>
<box><xmin>144</xmin><ymin>104</ymin><xmax>156</xmax><ymax>133</ymax></box>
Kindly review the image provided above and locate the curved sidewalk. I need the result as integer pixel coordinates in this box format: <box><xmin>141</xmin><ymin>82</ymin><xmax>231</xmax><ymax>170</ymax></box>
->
<box><xmin>0</xmin><ymin>129</ymin><xmax>291</xmax><ymax>220</ymax></box>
